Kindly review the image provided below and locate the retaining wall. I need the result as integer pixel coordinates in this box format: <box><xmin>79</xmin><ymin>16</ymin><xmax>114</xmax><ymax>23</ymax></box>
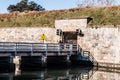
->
<box><xmin>0</xmin><ymin>27</ymin><xmax>57</xmax><ymax>43</ymax></box>
<box><xmin>0</xmin><ymin>26</ymin><xmax>120</xmax><ymax>68</ymax></box>
<box><xmin>78</xmin><ymin>27</ymin><xmax>120</xmax><ymax>67</ymax></box>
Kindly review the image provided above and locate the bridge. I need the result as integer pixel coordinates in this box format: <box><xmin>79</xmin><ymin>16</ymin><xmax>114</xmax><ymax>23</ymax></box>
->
<box><xmin>0</xmin><ymin>42</ymin><xmax>98</xmax><ymax>72</ymax></box>
<box><xmin>0</xmin><ymin>42</ymin><xmax>79</xmax><ymax>56</ymax></box>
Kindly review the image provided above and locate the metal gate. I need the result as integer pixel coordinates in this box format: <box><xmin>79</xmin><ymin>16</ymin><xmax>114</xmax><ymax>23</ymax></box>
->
<box><xmin>62</xmin><ymin>32</ymin><xmax>77</xmax><ymax>44</ymax></box>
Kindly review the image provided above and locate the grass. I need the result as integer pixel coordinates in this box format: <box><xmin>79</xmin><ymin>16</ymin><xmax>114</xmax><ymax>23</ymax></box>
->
<box><xmin>0</xmin><ymin>6</ymin><xmax>120</xmax><ymax>27</ymax></box>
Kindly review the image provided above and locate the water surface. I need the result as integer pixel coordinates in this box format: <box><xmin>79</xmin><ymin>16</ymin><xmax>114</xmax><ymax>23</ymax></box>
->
<box><xmin>0</xmin><ymin>67</ymin><xmax>120</xmax><ymax>80</ymax></box>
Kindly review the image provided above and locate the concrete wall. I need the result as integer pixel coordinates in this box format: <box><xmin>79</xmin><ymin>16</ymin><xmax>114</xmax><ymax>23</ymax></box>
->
<box><xmin>78</xmin><ymin>27</ymin><xmax>120</xmax><ymax>67</ymax></box>
<box><xmin>90</xmin><ymin>68</ymin><xmax>120</xmax><ymax>80</ymax></box>
<box><xmin>55</xmin><ymin>18</ymin><xmax>120</xmax><ymax>67</ymax></box>
<box><xmin>0</xmin><ymin>18</ymin><xmax>120</xmax><ymax>68</ymax></box>
<box><xmin>55</xmin><ymin>18</ymin><xmax>87</xmax><ymax>43</ymax></box>
<box><xmin>0</xmin><ymin>27</ymin><xmax>57</xmax><ymax>43</ymax></box>
<box><xmin>55</xmin><ymin>18</ymin><xmax>87</xmax><ymax>31</ymax></box>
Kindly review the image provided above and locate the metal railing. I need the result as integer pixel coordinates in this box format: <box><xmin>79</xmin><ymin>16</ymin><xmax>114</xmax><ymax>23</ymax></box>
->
<box><xmin>81</xmin><ymin>50</ymin><xmax>98</xmax><ymax>66</ymax></box>
<box><xmin>0</xmin><ymin>42</ymin><xmax>78</xmax><ymax>56</ymax></box>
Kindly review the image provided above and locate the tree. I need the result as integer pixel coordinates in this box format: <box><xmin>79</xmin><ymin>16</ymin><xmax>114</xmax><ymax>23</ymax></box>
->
<box><xmin>7</xmin><ymin>5</ymin><xmax>18</xmax><ymax>12</ymax></box>
<box><xmin>77</xmin><ymin>0</ymin><xmax>115</xmax><ymax>7</ymax></box>
<box><xmin>28</xmin><ymin>1</ymin><xmax>45</xmax><ymax>11</ymax></box>
<box><xmin>97</xmin><ymin>0</ymin><xmax>115</xmax><ymax>6</ymax></box>
<box><xmin>16</xmin><ymin>0</ymin><xmax>29</xmax><ymax>12</ymax></box>
<box><xmin>7</xmin><ymin>0</ymin><xmax>45</xmax><ymax>12</ymax></box>
<box><xmin>77</xmin><ymin>0</ymin><xmax>97</xmax><ymax>7</ymax></box>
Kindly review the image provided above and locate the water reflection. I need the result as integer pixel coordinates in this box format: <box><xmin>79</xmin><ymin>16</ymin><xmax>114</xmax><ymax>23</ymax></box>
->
<box><xmin>1</xmin><ymin>67</ymin><xmax>120</xmax><ymax>80</ymax></box>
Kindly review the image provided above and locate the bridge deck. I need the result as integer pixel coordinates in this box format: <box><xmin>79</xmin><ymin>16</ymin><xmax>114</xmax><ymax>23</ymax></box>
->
<box><xmin>0</xmin><ymin>42</ymin><xmax>79</xmax><ymax>56</ymax></box>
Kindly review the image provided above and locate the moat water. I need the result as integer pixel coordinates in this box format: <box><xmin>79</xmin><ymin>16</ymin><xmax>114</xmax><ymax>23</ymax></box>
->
<box><xmin>0</xmin><ymin>67</ymin><xmax>120</xmax><ymax>80</ymax></box>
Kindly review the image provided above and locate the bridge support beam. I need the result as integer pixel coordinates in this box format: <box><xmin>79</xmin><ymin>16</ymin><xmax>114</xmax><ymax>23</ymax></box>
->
<box><xmin>47</xmin><ymin>55</ymin><xmax>70</xmax><ymax>68</ymax></box>
<box><xmin>0</xmin><ymin>56</ymin><xmax>15</xmax><ymax>72</ymax></box>
<box><xmin>13</xmin><ymin>56</ymin><xmax>21</xmax><ymax>75</ymax></box>
<box><xmin>20</xmin><ymin>56</ymin><xmax>46</xmax><ymax>71</ymax></box>
<box><xmin>70</xmin><ymin>54</ymin><xmax>94</xmax><ymax>66</ymax></box>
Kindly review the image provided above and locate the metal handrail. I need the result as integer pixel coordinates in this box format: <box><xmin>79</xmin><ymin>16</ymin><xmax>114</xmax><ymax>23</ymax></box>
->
<box><xmin>0</xmin><ymin>42</ymin><xmax>78</xmax><ymax>56</ymax></box>
<box><xmin>81</xmin><ymin>50</ymin><xmax>98</xmax><ymax>66</ymax></box>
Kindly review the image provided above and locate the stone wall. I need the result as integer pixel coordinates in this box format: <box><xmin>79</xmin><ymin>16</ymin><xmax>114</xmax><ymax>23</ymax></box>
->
<box><xmin>55</xmin><ymin>18</ymin><xmax>87</xmax><ymax>31</ymax></box>
<box><xmin>78</xmin><ymin>27</ymin><xmax>120</xmax><ymax>67</ymax></box>
<box><xmin>90</xmin><ymin>68</ymin><xmax>120</xmax><ymax>80</ymax></box>
<box><xmin>55</xmin><ymin>18</ymin><xmax>120</xmax><ymax>67</ymax></box>
<box><xmin>0</xmin><ymin>27</ymin><xmax>57</xmax><ymax>43</ymax></box>
<box><xmin>0</xmin><ymin>19</ymin><xmax>120</xmax><ymax>68</ymax></box>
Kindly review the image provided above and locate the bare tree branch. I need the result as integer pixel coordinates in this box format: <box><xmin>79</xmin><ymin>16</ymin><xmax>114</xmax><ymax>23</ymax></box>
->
<box><xmin>77</xmin><ymin>0</ymin><xmax>116</xmax><ymax>7</ymax></box>
<box><xmin>97</xmin><ymin>0</ymin><xmax>115</xmax><ymax>6</ymax></box>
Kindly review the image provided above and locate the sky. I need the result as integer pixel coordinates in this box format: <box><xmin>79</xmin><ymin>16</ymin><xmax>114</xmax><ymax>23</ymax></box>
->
<box><xmin>0</xmin><ymin>0</ymin><xmax>120</xmax><ymax>13</ymax></box>
<box><xmin>0</xmin><ymin>0</ymin><xmax>78</xmax><ymax>13</ymax></box>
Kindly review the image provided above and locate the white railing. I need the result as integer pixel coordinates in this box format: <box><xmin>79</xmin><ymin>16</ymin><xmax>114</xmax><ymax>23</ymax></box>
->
<box><xmin>81</xmin><ymin>50</ymin><xmax>98</xmax><ymax>66</ymax></box>
<box><xmin>0</xmin><ymin>42</ymin><xmax>78</xmax><ymax>56</ymax></box>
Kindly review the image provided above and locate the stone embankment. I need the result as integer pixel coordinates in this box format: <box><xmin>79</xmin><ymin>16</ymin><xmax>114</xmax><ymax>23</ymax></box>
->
<box><xmin>79</xmin><ymin>27</ymin><xmax>120</xmax><ymax>68</ymax></box>
<box><xmin>0</xmin><ymin>27</ymin><xmax>57</xmax><ymax>43</ymax></box>
<box><xmin>0</xmin><ymin>26</ymin><xmax>120</xmax><ymax>68</ymax></box>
